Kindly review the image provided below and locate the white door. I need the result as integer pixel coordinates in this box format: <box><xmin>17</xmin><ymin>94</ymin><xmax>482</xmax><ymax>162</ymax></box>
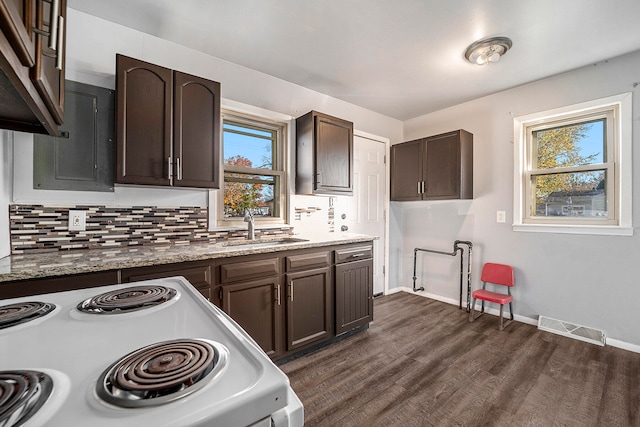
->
<box><xmin>343</xmin><ymin>135</ymin><xmax>386</xmax><ymax>295</ymax></box>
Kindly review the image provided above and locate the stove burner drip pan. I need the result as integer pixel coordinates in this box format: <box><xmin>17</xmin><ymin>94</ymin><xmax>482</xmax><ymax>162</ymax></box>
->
<box><xmin>97</xmin><ymin>338</ymin><xmax>228</xmax><ymax>408</ymax></box>
<box><xmin>0</xmin><ymin>370</ymin><xmax>53</xmax><ymax>427</ymax></box>
<box><xmin>0</xmin><ymin>302</ymin><xmax>55</xmax><ymax>330</ymax></box>
<box><xmin>77</xmin><ymin>285</ymin><xmax>177</xmax><ymax>314</ymax></box>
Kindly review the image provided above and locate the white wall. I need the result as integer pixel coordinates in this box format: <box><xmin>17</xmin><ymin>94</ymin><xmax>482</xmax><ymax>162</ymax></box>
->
<box><xmin>0</xmin><ymin>131</ymin><xmax>12</xmax><ymax>258</ymax></box>
<box><xmin>395</xmin><ymin>50</ymin><xmax>640</xmax><ymax>347</ymax></box>
<box><xmin>11</xmin><ymin>8</ymin><xmax>403</xmax><ymax>223</ymax></box>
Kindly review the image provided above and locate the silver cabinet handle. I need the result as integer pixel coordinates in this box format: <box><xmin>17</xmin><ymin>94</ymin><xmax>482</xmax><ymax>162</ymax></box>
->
<box><xmin>350</xmin><ymin>253</ymin><xmax>366</xmax><ymax>258</ymax></box>
<box><xmin>48</xmin><ymin>0</ymin><xmax>60</xmax><ymax>50</ymax></box>
<box><xmin>167</xmin><ymin>157</ymin><xmax>172</xmax><ymax>180</ymax></box>
<box><xmin>275</xmin><ymin>284</ymin><xmax>281</xmax><ymax>306</ymax></box>
<box><xmin>176</xmin><ymin>157</ymin><xmax>182</xmax><ymax>180</ymax></box>
<box><xmin>289</xmin><ymin>281</ymin><xmax>294</xmax><ymax>302</ymax></box>
<box><xmin>421</xmin><ymin>181</ymin><xmax>425</xmax><ymax>194</ymax></box>
<box><xmin>55</xmin><ymin>15</ymin><xmax>64</xmax><ymax>70</ymax></box>
<box><xmin>417</xmin><ymin>181</ymin><xmax>421</xmax><ymax>194</ymax></box>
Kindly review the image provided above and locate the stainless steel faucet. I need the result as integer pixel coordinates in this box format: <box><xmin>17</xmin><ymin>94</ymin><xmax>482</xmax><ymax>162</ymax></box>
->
<box><xmin>244</xmin><ymin>209</ymin><xmax>255</xmax><ymax>240</ymax></box>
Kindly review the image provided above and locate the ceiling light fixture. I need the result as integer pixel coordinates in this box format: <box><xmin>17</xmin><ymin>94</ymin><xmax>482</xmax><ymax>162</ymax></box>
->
<box><xmin>464</xmin><ymin>36</ymin><xmax>512</xmax><ymax>65</ymax></box>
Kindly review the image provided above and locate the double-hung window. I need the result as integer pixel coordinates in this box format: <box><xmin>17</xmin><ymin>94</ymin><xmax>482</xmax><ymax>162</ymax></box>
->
<box><xmin>513</xmin><ymin>93</ymin><xmax>632</xmax><ymax>235</ymax></box>
<box><xmin>219</xmin><ymin>110</ymin><xmax>287</xmax><ymax>226</ymax></box>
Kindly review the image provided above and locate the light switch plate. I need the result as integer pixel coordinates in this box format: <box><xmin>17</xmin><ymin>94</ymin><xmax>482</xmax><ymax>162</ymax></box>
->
<box><xmin>69</xmin><ymin>210</ymin><xmax>86</xmax><ymax>231</ymax></box>
<box><xmin>496</xmin><ymin>211</ymin><xmax>506</xmax><ymax>223</ymax></box>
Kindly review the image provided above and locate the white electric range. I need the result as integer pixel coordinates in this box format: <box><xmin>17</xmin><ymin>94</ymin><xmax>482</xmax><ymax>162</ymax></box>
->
<box><xmin>0</xmin><ymin>277</ymin><xmax>303</xmax><ymax>427</ymax></box>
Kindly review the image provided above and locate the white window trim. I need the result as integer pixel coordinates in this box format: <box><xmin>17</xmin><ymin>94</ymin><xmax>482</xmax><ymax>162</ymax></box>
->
<box><xmin>208</xmin><ymin>99</ymin><xmax>294</xmax><ymax>231</ymax></box>
<box><xmin>513</xmin><ymin>92</ymin><xmax>632</xmax><ymax>236</ymax></box>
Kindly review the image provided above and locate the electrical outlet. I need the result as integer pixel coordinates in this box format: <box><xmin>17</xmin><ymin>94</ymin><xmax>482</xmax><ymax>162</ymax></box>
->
<box><xmin>69</xmin><ymin>210</ymin><xmax>86</xmax><ymax>231</ymax></box>
<box><xmin>496</xmin><ymin>211</ymin><xmax>506</xmax><ymax>223</ymax></box>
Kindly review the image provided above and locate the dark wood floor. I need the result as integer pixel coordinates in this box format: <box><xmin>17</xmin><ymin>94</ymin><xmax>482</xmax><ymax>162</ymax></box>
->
<box><xmin>280</xmin><ymin>292</ymin><xmax>640</xmax><ymax>427</ymax></box>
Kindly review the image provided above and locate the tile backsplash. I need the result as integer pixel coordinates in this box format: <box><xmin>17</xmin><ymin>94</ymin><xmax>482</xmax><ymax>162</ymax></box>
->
<box><xmin>9</xmin><ymin>204</ymin><xmax>293</xmax><ymax>254</ymax></box>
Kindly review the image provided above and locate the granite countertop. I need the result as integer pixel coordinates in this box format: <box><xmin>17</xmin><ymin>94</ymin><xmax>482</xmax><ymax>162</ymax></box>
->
<box><xmin>0</xmin><ymin>233</ymin><xmax>376</xmax><ymax>283</ymax></box>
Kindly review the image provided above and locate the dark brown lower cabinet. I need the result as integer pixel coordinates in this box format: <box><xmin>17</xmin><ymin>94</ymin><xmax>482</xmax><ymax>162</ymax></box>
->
<box><xmin>221</xmin><ymin>277</ymin><xmax>283</xmax><ymax>359</ymax></box>
<box><xmin>285</xmin><ymin>267</ymin><xmax>332</xmax><ymax>351</ymax></box>
<box><xmin>335</xmin><ymin>258</ymin><xmax>373</xmax><ymax>335</ymax></box>
<box><xmin>0</xmin><ymin>241</ymin><xmax>375</xmax><ymax>362</ymax></box>
<box><xmin>216</xmin><ymin>254</ymin><xmax>283</xmax><ymax>359</ymax></box>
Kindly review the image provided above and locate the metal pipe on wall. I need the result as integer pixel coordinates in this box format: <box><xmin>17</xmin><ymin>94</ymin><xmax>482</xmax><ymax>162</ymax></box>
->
<box><xmin>412</xmin><ymin>240</ymin><xmax>473</xmax><ymax>311</ymax></box>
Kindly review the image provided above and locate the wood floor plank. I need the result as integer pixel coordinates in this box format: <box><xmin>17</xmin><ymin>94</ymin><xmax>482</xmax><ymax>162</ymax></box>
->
<box><xmin>596</xmin><ymin>346</ymin><xmax>640</xmax><ymax>426</ymax></box>
<box><xmin>279</xmin><ymin>293</ymin><xmax>640</xmax><ymax>426</ymax></box>
<box><xmin>553</xmin><ymin>359</ymin><xmax>607</xmax><ymax>427</ymax></box>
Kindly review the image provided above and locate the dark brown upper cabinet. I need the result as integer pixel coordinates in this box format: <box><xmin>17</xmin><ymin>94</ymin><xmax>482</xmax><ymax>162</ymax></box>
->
<box><xmin>391</xmin><ymin>129</ymin><xmax>473</xmax><ymax>201</ymax></box>
<box><xmin>0</xmin><ymin>0</ymin><xmax>66</xmax><ymax>135</ymax></box>
<box><xmin>115</xmin><ymin>54</ymin><xmax>221</xmax><ymax>189</ymax></box>
<box><xmin>173</xmin><ymin>71</ymin><xmax>221</xmax><ymax>188</ymax></box>
<box><xmin>31</xmin><ymin>0</ymin><xmax>65</xmax><ymax>125</ymax></box>
<box><xmin>296</xmin><ymin>110</ymin><xmax>353</xmax><ymax>195</ymax></box>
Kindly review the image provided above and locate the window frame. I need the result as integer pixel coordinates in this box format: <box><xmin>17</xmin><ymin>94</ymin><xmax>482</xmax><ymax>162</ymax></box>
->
<box><xmin>513</xmin><ymin>93</ymin><xmax>632</xmax><ymax>236</ymax></box>
<box><xmin>217</xmin><ymin>109</ymin><xmax>288</xmax><ymax>228</ymax></box>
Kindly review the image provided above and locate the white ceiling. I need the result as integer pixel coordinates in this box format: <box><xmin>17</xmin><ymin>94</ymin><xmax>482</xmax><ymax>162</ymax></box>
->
<box><xmin>68</xmin><ymin>0</ymin><xmax>640</xmax><ymax>121</ymax></box>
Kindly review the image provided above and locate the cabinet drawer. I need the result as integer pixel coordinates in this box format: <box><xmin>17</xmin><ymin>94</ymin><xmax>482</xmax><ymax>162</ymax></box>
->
<box><xmin>285</xmin><ymin>250</ymin><xmax>330</xmax><ymax>272</ymax></box>
<box><xmin>0</xmin><ymin>270</ymin><xmax>120</xmax><ymax>300</ymax></box>
<box><xmin>122</xmin><ymin>261</ymin><xmax>212</xmax><ymax>300</ymax></box>
<box><xmin>335</xmin><ymin>245</ymin><xmax>373</xmax><ymax>264</ymax></box>
<box><xmin>219</xmin><ymin>257</ymin><xmax>279</xmax><ymax>283</ymax></box>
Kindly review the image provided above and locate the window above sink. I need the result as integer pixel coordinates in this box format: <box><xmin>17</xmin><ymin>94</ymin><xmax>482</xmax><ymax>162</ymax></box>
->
<box><xmin>217</xmin><ymin>110</ymin><xmax>289</xmax><ymax>228</ymax></box>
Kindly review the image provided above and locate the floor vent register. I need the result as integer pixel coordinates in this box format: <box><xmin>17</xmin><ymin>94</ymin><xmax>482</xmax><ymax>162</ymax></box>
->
<box><xmin>538</xmin><ymin>315</ymin><xmax>606</xmax><ymax>347</ymax></box>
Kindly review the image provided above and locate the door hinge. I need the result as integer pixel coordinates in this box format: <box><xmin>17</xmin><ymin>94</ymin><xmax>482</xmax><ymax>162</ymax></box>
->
<box><xmin>383</xmin><ymin>265</ymin><xmax>385</xmax><ymax>275</ymax></box>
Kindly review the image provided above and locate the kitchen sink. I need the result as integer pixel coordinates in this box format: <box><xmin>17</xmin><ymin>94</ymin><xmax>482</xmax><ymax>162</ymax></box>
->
<box><xmin>220</xmin><ymin>237</ymin><xmax>309</xmax><ymax>247</ymax></box>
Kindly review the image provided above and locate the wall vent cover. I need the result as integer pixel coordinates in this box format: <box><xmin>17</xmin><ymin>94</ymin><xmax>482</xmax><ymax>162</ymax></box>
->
<box><xmin>538</xmin><ymin>315</ymin><xmax>606</xmax><ymax>347</ymax></box>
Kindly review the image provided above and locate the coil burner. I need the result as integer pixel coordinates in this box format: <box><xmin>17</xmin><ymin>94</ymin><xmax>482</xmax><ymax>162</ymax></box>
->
<box><xmin>77</xmin><ymin>285</ymin><xmax>177</xmax><ymax>314</ymax></box>
<box><xmin>0</xmin><ymin>302</ymin><xmax>56</xmax><ymax>330</ymax></box>
<box><xmin>96</xmin><ymin>338</ymin><xmax>228</xmax><ymax>408</ymax></box>
<box><xmin>0</xmin><ymin>370</ymin><xmax>53</xmax><ymax>427</ymax></box>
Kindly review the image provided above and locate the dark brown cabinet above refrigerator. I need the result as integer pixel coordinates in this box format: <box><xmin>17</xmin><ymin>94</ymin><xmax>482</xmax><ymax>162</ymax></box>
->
<box><xmin>391</xmin><ymin>129</ymin><xmax>473</xmax><ymax>201</ymax></box>
<box><xmin>0</xmin><ymin>0</ymin><xmax>66</xmax><ymax>135</ymax></box>
<box><xmin>296</xmin><ymin>110</ymin><xmax>354</xmax><ymax>195</ymax></box>
<box><xmin>115</xmin><ymin>54</ymin><xmax>221</xmax><ymax>189</ymax></box>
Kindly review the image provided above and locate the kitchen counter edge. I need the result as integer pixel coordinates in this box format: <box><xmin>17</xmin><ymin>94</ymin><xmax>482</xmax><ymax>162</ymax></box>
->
<box><xmin>0</xmin><ymin>234</ymin><xmax>377</xmax><ymax>283</ymax></box>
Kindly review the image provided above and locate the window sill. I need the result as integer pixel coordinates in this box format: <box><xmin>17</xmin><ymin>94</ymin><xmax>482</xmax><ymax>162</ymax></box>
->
<box><xmin>513</xmin><ymin>223</ymin><xmax>633</xmax><ymax>236</ymax></box>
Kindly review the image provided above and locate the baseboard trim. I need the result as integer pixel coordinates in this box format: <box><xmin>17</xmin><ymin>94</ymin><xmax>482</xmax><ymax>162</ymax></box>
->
<box><xmin>390</xmin><ymin>288</ymin><xmax>638</xmax><ymax>353</ymax></box>
<box><xmin>606</xmin><ymin>338</ymin><xmax>640</xmax><ymax>354</ymax></box>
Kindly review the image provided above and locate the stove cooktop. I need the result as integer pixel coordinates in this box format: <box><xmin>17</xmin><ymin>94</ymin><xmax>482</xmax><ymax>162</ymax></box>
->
<box><xmin>0</xmin><ymin>277</ymin><xmax>302</xmax><ymax>427</ymax></box>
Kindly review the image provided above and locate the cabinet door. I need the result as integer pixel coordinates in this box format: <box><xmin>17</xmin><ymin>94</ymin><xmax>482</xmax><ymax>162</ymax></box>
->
<box><xmin>31</xmin><ymin>0</ymin><xmax>65</xmax><ymax>125</ymax></box>
<box><xmin>315</xmin><ymin>113</ymin><xmax>353</xmax><ymax>194</ymax></box>
<box><xmin>173</xmin><ymin>71</ymin><xmax>220</xmax><ymax>189</ymax></box>
<box><xmin>121</xmin><ymin>260</ymin><xmax>212</xmax><ymax>301</ymax></box>
<box><xmin>0</xmin><ymin>0</ymin><xmax>36</xmax><ymax>67</ymax></box>
<box><xmin>285</xmin><ymin>267</ymin><xmax>332</xmax><ymax>351</ymax></box>
<box><xmin>390</xmin><ymin>138</ymin><xmax>424</xmax><ymax>201</ymax></box>
<box><xmin>0</xmin><ymin>0</ymin><xmax>59</xmax><ymax>134</ymax></box>
<box><xmin>116</xmin><ymin>54</ymin><xmax>172</xmax><ymax>186</ymax></box>
<box><xmin>424</xmin><ymin>130</ymin><xmax>473</xmax><ymax>200</ymax></box>
<box><xmin>335</xmin><ymin>259</ymin><xmax>373</xmax><ymax>335</ymax></box>
<box><xmin>221</xmin><ymin>277</ymin><xmax>283</xmax><ymax>359</ymax></box>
